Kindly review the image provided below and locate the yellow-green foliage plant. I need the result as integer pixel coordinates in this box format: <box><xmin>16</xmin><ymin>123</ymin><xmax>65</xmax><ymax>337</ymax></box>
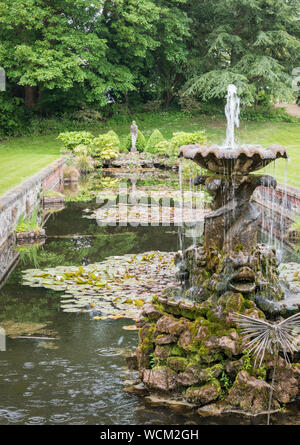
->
<box><xmin>57</xmin><ymin>131</ymin><xmax>94</xmax><ymax>151</ymax></box>
<box><xmin>154</xmin><ymin>140</ymin><xmax>177</xmax><ymax>157</ymax></box>
<box><xmin>73</xmin><ymin>144</ymin><xmax>91</xmax><ymax>156</ymax></box>
<box><xmin>170</xmin><ymin>131</ymin><xmax>207</xmax><ymax>149</ymax></box>
<box><xmin>91</xmin><ymin>130</ymin><xmax>120</xmax><ymax>160</ymax></box>
<box><xmin>154</xmin><ymin>130</ymin><xmax>207</xmax><ymax>157</ymax></box>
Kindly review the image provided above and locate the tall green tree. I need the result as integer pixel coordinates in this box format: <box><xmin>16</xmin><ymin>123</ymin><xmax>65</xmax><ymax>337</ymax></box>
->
<box><xmin>94</xmin><ymin>0</ymin><xmax>161</xmax><ymax>105</ymax></box>
<box><xmin>182</xmin><ymin>0</ymin><xmax>300</xmax><ymax>104</ymax></box>
<box><xmin>143</xmin><ymin>0</ymin><xmax>191</xmax><ymax>107</ymax></box>
<box><xmin>0</xmin><ymin>0</ymin><xmax>108</xmax><ymax>109</ymax></box>
<box><xmin>97</xmin><ymin>0</ymin><xmax>191</xmax><ymax>108</ymax></box>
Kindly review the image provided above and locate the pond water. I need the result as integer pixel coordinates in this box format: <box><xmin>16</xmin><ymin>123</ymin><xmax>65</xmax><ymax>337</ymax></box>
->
<box><xmin>0</xmin><ymin>174</ymin><xmax>299</xmax><ymax>425</ymax></box>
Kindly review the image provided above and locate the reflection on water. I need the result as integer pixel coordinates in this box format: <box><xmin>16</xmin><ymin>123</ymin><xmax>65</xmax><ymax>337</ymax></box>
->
<box><xmin>0</xmin><ymin>174</ymin><xmax>299</xmax><ymax>425</ymax></box>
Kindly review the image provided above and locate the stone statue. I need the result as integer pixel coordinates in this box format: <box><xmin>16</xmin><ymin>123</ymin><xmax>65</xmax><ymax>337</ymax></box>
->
<box><xmin>130</xmin><ymin>121</ymin><xmax>138</xmax><ymax>153</ymax></box>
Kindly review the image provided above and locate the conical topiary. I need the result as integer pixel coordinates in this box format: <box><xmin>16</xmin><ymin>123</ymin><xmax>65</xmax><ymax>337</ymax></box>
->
<box><xmin>145</xmin><ymin>129</ymin><xmax>165</xmax><ymax>153</ymax></box>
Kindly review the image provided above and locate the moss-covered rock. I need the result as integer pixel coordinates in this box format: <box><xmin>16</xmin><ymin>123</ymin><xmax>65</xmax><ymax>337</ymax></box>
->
<box><xmin>266</xmin><ymin>357</ymin><xmax>300</xmax><ymax>404</ymax></box>
<box><xmin>178</xmin><ymin>364</ymin><xmax>223</xmax><ymax>387</ymax></box>
<box><xmin>136</xmin><ymin>346</ymin><xmax>152</xmax><ymax>370</ymax></box>
<box><xmin>139</xmin><ymin>323</ymin><xmax>155</xmax><ymax>343</ymax></box>
<box><xmin>167</xmin><ymin>356</ymin><xmax>189</xmax><ymax>372</ymax></box>
<box><xmin>131</xmin><ymin>258</ymin><xmax>299</xmax><ymax>414</ymax></box>
<box><xmin>154</xmin><ymin>345</ymin><xmax>170</xmax><ymax>360</ymax></box>
<box><xmin>227</xmin><ymin>370</ymin><xmax>277</xmax><ymax>413</ymax></box>
<box><xmin>155</xmin><ymin>334</ymin><xmax>177</xmax><ymax>345</ymax></box>
<box><xmin>178</xmin><ymin>327</ymin><xmax>193</xmax><ymax>350</ymax></box>
<box><xmin>139</xmin><ymin>323</ymin><xmax>156</xmax><ymax>357</ymax></box>
<box><xmin>141</xmin><ymin>303</ymin><xmax>163</xmax><ymax>321</ymax></box>
<box><xmin>203</xmin><ymin>335</ymin><xmax>239</xmax><ymax>358</ymax></box>
<box><xmin>154</xmin><ymin>342</ymin><xmax>187</xmax><ymax>358</ymax></box>
<box><xmin>185</xmin><ymin>380</ymin><xmax>221</xmax><ymax>405</ymax></box>
<box><xmin>143</xmin><ymin>366</ymin><xmax>178</xmax><ymax>391</ymax></box>
<box><xmin>155</xmin><ymin>315</ymin><xmax>188</xmax><ymax>336</ymax></box>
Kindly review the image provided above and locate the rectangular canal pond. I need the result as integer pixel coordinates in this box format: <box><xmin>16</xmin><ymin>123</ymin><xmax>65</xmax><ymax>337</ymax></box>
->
<box><xmin>0</xmin><ymin>173</ymin><xmax>299</xmax><ymax>425</ymax></box>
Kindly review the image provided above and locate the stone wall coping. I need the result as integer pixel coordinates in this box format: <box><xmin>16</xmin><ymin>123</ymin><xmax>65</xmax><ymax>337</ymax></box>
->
<box><xmin>276</xmin><ymin>182</ymin><xmax>300</xmax><ymax>199</ymax></box>
<box><xmin>0</xmin><ymin>157</ymin><xmax>66</xmax><ymax>210</ymax></box>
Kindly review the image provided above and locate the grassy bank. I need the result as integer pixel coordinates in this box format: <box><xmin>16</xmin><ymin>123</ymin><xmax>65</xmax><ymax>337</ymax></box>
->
<box><xmin>0</xmin><ymin>113</ymin><xmax>299</xmax><ymax>195</ymax></box>
<box><xmin>0</xmin><ymin>135</ymin><xmax>60</xmax><ymax>195</ymax></box>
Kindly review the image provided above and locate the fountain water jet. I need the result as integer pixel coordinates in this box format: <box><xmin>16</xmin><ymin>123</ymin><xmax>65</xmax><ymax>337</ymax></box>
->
<box><xmin>224</xmin><ymin>84</ymin><xmax>240</xmax><ymax>149</ymax></box>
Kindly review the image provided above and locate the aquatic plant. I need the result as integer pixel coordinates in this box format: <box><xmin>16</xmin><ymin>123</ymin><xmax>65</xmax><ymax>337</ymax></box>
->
<box><xmin>22</xmin><ymin>251</ymin><xmax>176</xmax><ymax>319</ymax></box>
<box><xmin>42</xmin><ymin>189</ymin><xmax>64</xmax><ymax>198</ymax></box>
<box><xmin>65</xmin><ymin>190</ymin><xmax>96</xmax><ymax>202</ymax></box>
<box><xmin>99</xmin><ymin>177</ymin><xmax>120</xmax><ymax>189</ymax></box>
<box><xmin>75</xmin><ymin>152</ymin><xmax>94</xmax><ymax>174</ymax></box>
<box><xmin>63</xmin><ymin>165</ymin><xmax>80</xmax><ymax>181</ymax></box>
<box><xmin>15</xmin><ymin>205</ymin><xmax>44</xmax><ymax>233</ymax></box>
<box><xmin>16</xmin><ymin>244</ymin><xmax>43</xmax><ymax>268</ymax></box>
<box><xmin>73</xmin><ymin>144</ymin><xmax>91</xmax><ymax>156</ymax></box>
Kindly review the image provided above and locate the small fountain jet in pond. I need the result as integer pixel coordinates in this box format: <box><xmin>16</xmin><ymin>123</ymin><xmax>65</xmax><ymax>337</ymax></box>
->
<box><xmin>178</xmin><ymin>85</ymin><xmax>295</xmax><ymax>317</ymax></box>
<box><xmin>224</xmin><ymin>84</ymin><xmax>240</xmax><ymax>150</ymax></box>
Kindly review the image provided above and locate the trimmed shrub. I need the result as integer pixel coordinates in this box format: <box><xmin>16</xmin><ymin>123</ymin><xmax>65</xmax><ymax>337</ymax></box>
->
<box><xmin>57</xmin><ymin>131</ymin><xmax>94</xmax><ymax>151</ymax></box>
<box><xmin>145</xmin><ymin>129</ymin><xmax>165</xmax><ymax>153</ymax></box>
<box><xmin>153</xmin><ymin>130</ymin><xmax>207</xmax><ymax>157</ymax></box>
<box><xmin>170</xmin><ymin>131</ymin><xmax>207</xmax><ymax>148</ymax></box>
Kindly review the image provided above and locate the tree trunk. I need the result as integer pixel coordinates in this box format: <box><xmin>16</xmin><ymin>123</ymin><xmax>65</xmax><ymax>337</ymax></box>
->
<box><xmin>164</xmin><ymin>91</ymin><xmax>173</xmax><ymax>108</ymax></box>
<box><xmin>24</xmin><ymin>85</ymin><xmax>38</xmax><ymax>109</ymax></box>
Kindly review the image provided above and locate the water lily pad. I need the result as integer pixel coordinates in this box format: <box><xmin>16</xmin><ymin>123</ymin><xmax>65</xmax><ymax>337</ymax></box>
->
<box><xmin>122</xmin><ymin>325</ymin><xmax>138</xmax><ymax>331</ymax></box>
<box><xmin>22</xmin><ymin>251</ymin><xmax>177</xmax><ymax>320</ymax></box>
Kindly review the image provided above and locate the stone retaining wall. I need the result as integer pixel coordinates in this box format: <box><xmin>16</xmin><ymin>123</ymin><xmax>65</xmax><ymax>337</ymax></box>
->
<box><xmin>254</xmin><ymin>183</ymin><xmax>300</xmax><ymax>221</ymax></box>
<box><xmin>0</xmin><ymin>234</ymin><xmax>18</xmax><ymax>284</ymax></box>
<box><xmin>0</xmin><ymin>157</ymin><xmax>66</xmax><ymax>248</ymax></box>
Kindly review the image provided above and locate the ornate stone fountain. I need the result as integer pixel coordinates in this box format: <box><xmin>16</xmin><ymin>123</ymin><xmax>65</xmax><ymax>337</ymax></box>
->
<box><xmin>128</xmin><ymin>86</ymin><xmax>300</xmax><ymax>417</ymax></box>
<box><xmin>177</xmin><ymin>85</ymin><xmax>289</xmax><ymax>314</ymax></box>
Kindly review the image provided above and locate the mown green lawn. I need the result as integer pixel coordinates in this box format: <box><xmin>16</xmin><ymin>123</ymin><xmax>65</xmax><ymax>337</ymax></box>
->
<box><xmin>0</xmin><ymin>114</ymin><xmax>299</xmax><ymax>196</ymax></box>
<box><xmin>0</xmin><ymin>135</ymin><xmax>61</xmax><ymax>196</ymax></box>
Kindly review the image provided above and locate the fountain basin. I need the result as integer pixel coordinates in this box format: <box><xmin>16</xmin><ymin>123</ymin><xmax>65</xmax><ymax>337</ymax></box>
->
<box><xmin>179</xmin><ymin>144</ymin><xmax>287</xmax><ymax>175</ymax></box>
